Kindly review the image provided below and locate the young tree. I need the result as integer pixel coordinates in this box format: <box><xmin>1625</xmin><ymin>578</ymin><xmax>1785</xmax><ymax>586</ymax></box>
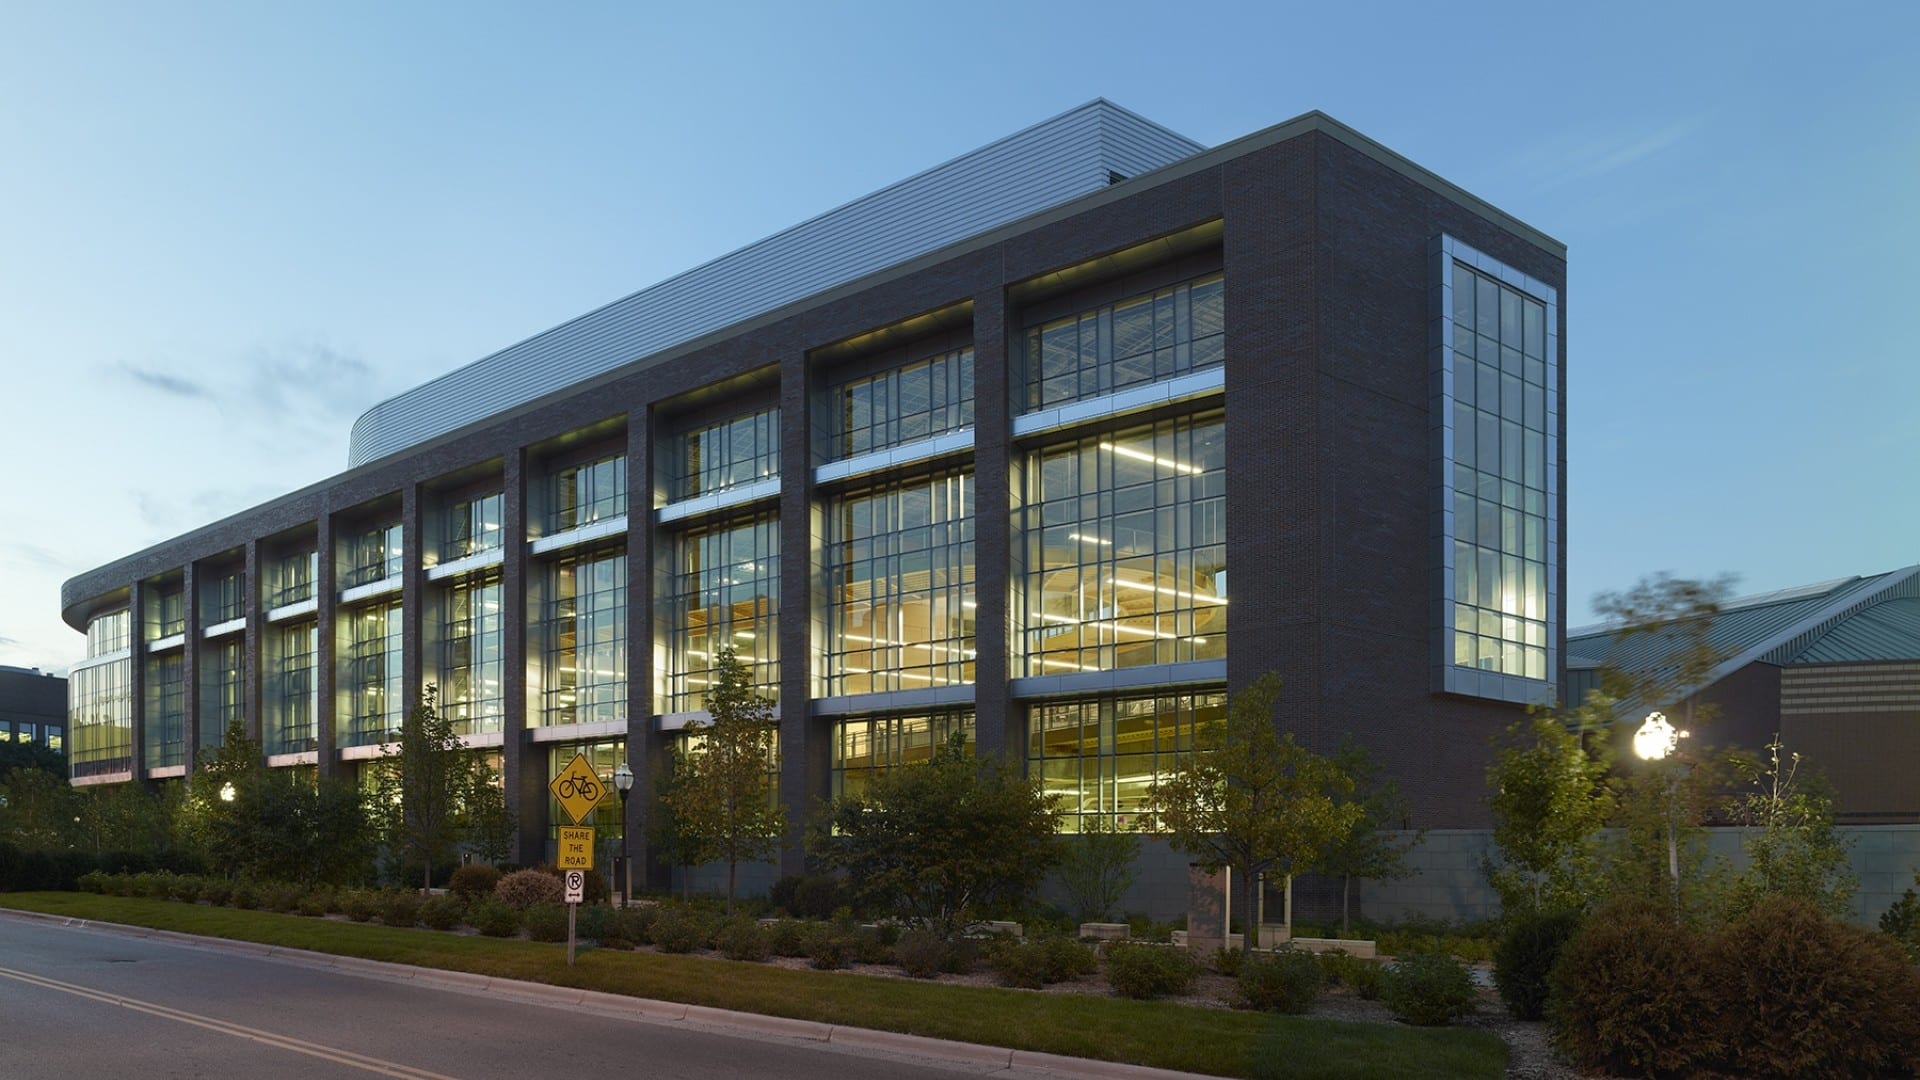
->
<box><xmin>370</xmin><ymin>685</ymin><xmax>504</xmax><ymax>894</ymax></box>
<box><xmin>186</xmin><ymin>718</ymin><xmax>274</xmax><ymax>877</ymax></box>
<box><xmin>0</xmin><ymin>766</ymin><xmax>82</xmax><ymax>850</ymax></box>
<box><xmin>183</xmin><ymin>717</ymin><xmax>374</xmax><ymax>884</ymax></box>
<box><xmin>1323</xmin><ymin>741</ymin><xmax>1423</xmax><ymax>936</ymax></box>
<box><xmin>1150</xmin><ymin>672</ymin><xmax>1362</xmax><ymax>952</ymax></box>
<box><xmin>810</xmin><ymin>733</ymin><xmax>1059</xmax><ymax>935</ymax></box>
<box><xmin>655</xmin><ymin>648</ymin><xmax>784</xmax><ymax>914</ymax></box>
<box><xmin>1054</xmin><ymin>815</ymin><xmax>1142</xmax><ymax>924</ymax></box>
<box><xmin>1725</xmin><ymin>735</ymin><xmax>1855</xmax><ymax>919</ymax></box>
<box><xmin>1593</xmin><ymin>572</ymin><xmax>1737</xmax><ymax>725</ymax></box>
<box><xmin>1485</xmin><ymin>704</ymin><xmax>1616</xmax><ymax>916</ymax></box>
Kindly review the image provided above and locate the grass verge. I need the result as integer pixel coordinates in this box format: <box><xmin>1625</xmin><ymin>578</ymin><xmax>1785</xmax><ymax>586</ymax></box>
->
<box><xmin>3</xmin><ymin>893</ymin><xmax>1504</xmax><ymax>1079</ymax></box>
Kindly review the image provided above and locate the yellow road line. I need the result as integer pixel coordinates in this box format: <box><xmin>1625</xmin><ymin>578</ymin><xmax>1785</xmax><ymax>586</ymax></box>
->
<box><xmin>0</xmin><ymin>964</ymin><xmax>463</xmax><ymax>1080</ymax></box>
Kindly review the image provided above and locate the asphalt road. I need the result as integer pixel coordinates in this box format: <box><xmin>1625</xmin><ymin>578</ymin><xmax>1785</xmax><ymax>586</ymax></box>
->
<box><xmin>0</xmin><ymin>915</ymin><xmax>1070</xmax><ymax>1080</ymax></box>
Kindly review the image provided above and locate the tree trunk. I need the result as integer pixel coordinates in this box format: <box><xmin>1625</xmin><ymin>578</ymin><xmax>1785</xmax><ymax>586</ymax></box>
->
<box><xmin>422</xmin><ymin>859</ymin><xmax>432</xmax><ymax>898</ymax></box>
<box><xmin>1241</xmin><ymin>866</ymin><xmax>1261</xmax><ymax>954</ymax></box>
<box><xmin>1341</xmin><ymin>875</ymin><xmax>1351</xmax><ymax>937</ymax></box>
<box><xmin>726</xmin><ymin>859</ymin><xmax>736</xmax><ymax>916</ymax></box>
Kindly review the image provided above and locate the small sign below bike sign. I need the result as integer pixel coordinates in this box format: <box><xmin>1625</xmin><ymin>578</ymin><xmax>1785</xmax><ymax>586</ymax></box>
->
<box><xmin>564</xmin><ymin>870</ymin><xmax>584</xmax><ymax>905</ymax></box>
<box><xmin>548</xmin><ymin>752</ymin><xmax>604</xmax><ymax>825</ymax></box>
<box><xmin>557</xmin><ymin>826</ymin><xmax>594</xmax><ymax>871</ymax></box>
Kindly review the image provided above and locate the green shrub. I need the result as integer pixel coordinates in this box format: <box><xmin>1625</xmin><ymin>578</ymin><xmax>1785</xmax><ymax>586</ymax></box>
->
<box><xmin>469</xmin><ymin>897</ymin><xmax>522</xmax><ymax>937</ymax></box>
<box><xmin>200</xmin><ymin>879</ymin><xmax>233</xmax><ymax>906</ymax></box>
<box><xmin>1103</xmin><ymin>943</ymin><xmax>1198</xmax><ymax>1000</ymax></box>
<box><xmin>524</xmin><ymin>902</ymin><xmax>569</xmax><ymax>943</ymax></box>
<box><xmin>229</xmin><ymin>880</ymin><xmax>261</xmax><ymax>910</ymax></box>
<box><xmin>715</xmin><ymin>918</ymin><xmax>772</xmax><ymax>962</ymax></box>
<box><xmin>1237</xmin><ymin>950</ymin><xmax>1323</xmax><ymax>1013</ymax></box>
<box><xmin>1713</xmin><ymin>895</ymin><xmax>1920</xmax><ymax>1079</ymax></box>
<box><xmin>1381</xmin><ymin>952</ymin><xmax>1477</xmax><ymax>1026</ymax></box>
<box><xmin>75</xmin><ymin>870</ymin><xmax>110</xmax><ymax>894</ymax></box>
<box><xmin>495</xmin><ymin>869</ymin><xmax>563</xmax><ymax>910</ymax></box>
<box><xmin>894</xmin><ymin>928</ymin><xmax>953</xmax><ymax>978</ymax></box>
<box><xmin>652</xmin><ymin>906</ymin><xmax>716</xmax><ymax>953</ymax></box>
<box><xmin>987</xmin><ymin>938</ymin><xmax>1051</xmax><ymax>988</ymax></box>
<box><xmin>262</xmin><ymin>882</ymin><xmax>303</xmax><ymax>913</ymax></box>
<box><xmin>419</xmin><ymin>894</ymin><xmax>465</xmax><ymax>931</ymax></box>
<box><xmin>1548</xmin><ymin>898</ymin><xmax>1719</xmax><ymax>1076</ymax></box>
<box><xmin>339</xmin><ymin>889</ymin><xmax>381</xmax><ymax>923</ymax></box>
<box><xmin>295</xmin><ymin>888</ymin><xmax>333</xmax><ymax>917</ymax></box>
<box><xmin>1040</xmin><ymin>935</ymin><xmax>1097</xmax><ymax>981</ymax></box>
<box><xmin>604</xmin><ymin>905</ymin><xmax>656</xmax><ymax>947</ymax></box>
<box><xmin>768</xmin><ymin>918</ymin><xmax>810</xmax><ymax>958</ymax></box>
<box><xmin>447</xmin><ymin>864</ymin><xmax>502</xmax><ymax>902</ymax></box>
<box><xmin>575</xmin><ymin>904</ymin><xmax>610</xmax><ymax>941</ymax></box>
<box><xmin>772</xmin><ymin>874</ymin><xmax>848</xmax><ymax>919</ymax></box>
<box><xmin>168</xmin><ymin>874</ymin><xmax>206</xmax><ymax>903</ymax></box>
<box><xmin>374</xmin><ymin>890</ymin><xmax>417</xmax><ymax>926</ymax></box>
<box><xmin>1881</xmin><ymin>886</ymin><xmax>1920</xmax><ymax>963</ymax></box>
<box><xmin>849</xmin><ymin>924</ymin><xmax>892</xmax><ymax>965</ymax></box>
<box><xmin>1493</xmin><ymin>909</ymin><xmax>1582</xmax><ymax>1021</ymax></box>
<box><xmin>1317</xmin><ymin>949</ymin><xmax>1383</xmax><ymax>999</ymax></box>
<box><xmin>1211</xmin><ymin>946</ymin><xmax>1244</xmax><ymax>977</ymax></box>
<box><xmin>803</xmin><ymin>924</ymin><xmax>853</xmax><ymax>970</ymax></box>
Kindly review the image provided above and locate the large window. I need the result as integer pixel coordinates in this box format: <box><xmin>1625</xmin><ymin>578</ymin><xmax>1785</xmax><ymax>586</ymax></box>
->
<box><xmin>1029</xmin><ymin>690</ymin><xmax>1223</xmax><ymax>832</ymax></box>
<box><xmin>1019</xmin><ymin>413</ymin><xmax>1226</xmax><ymax>676</ymax></box>
<box><xmin>70</xmin><ymin>615</ymin><xmax>132</xmax><ymax>777</ymax></box>
<box><xmin>1449</xmin><ymin>261</ymin><xmax>1550</xmax><ymax>682</ymax></box>
<box><xmin>144</xmin><ymin>653</ymin><xmax>186</xmax><ymax>770</ymax></box>
<box><xmin>663</xmin><ymin>514</ymin><xmax>778</xmax><ymax>712</ymax></box>
<box><xmin>344</xmin><ymin>523</ymin><xmax>403</xmax><ymax>588</ymax></box>
<box><xmin>1023</xmin><ymin>274</ymin><xmax>1224</xmax><ymax>411</ymax></box>
<box><xmin>265</xmin><ymin>621</ymin><xmax>317</xmax><ymax>755</ymax></box>
<box><xmin>553</xmin><ymin>454</ymin><xmax>626</xmax><ymax>532</ymax></box>
<box><xmin>826</xmin><ymin>472</ymin><xmax>975</xmax><ymax>695</ymax></box>
<box><xmin>831</xmin><ymin>711</ymin><xmax>975</xmax><ymax>799</ymax></box>
<box><xmin>86</xmin><ymin>609</ymin><xmax>130</xmax><ymax>656</ymax></box>
<box><xmin>541</xmin><ymin>548</ymin><xmax>627</xmax><ymax>726</ymax></box>
<box><xmin>342</xmin><ymin>599</ymin><xmax>403</xmax><ymax>747</ymax></box>
<box><xmin>266</xmin><ymin>550</ymin><xmax>318</xmax><ymax>608</ymax></box>
<box><xmin>153</xmin><ymin>587</ymin><xmax>185</xmax><ymax>638</ymax></box>
<box><xmin>205</xmin><ymin>569</ymin><xmax>244</xmax><ymax>624</ymax></box>
<box><xmin>202</xmin><ymin>638</ymin><xmax>243</xmax><ymax>748</ymax></box>
<box><xmin>665</xmin><ymin>408</ymin><xmax>779</xmax><ymax>501</ymax></box>
<box><xmin>829</xmin><ymin>348</ymin><xmax>973</xmax><ymax>458</ymax></box>
<box><xmin>440</xmin><ymin>574</ymin><xmax>503</xmax><ymax>735</ymax></box>
<box><xmin>443</xmin><ymin>493</ymin><xmax>504</xmax><ymax>562</ymax></box>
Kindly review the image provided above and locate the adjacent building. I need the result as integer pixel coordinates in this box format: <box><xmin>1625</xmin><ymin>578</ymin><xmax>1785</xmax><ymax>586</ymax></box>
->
<box><xmin>60</xmin><ymin>102</ymin><xmax>1567</xmax><ymax>901</ymax></box>
<box><xmin>0</xmin><ymin>665</ymin><xmax>67</xmax><ymax>753</ymax></box>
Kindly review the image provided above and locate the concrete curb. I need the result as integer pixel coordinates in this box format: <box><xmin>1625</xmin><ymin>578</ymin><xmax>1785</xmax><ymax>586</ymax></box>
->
<box><xmin>0</xmin><ymin>907</ymin><xmax>1215</xmax><ymax>1080</ymax></box>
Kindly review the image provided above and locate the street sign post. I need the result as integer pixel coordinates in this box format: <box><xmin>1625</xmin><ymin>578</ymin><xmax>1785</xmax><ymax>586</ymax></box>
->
<box><xmin>548</xmin><ymin>752</ymin><xmax>604</xmax><ymax>826</ymax></box>
<box><xmin>564</xmin><ymin>869</ymin><xmax>585</xmax><ymax>904</ymax></box>
<box><xmin>549</xmin><ymin>755</ymin><xmax>606</xmax><ymax>967</ymax></box>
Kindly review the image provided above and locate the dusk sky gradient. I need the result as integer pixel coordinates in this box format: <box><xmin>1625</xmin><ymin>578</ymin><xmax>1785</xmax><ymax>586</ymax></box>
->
<box><xmin>2</xmin><ymin>1</ymin><xmax>1915</xmax><ymax>673</ymax></box>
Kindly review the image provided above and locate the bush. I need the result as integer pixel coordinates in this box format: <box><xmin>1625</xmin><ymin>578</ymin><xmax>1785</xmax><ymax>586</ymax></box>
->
<box><xmin>1317</xmin><ymin>950</ymin><xmax>1383</xmax><ymax>999</ymax></box>
<box><xmin>1211</xmin><ymin>946</ymin><xmax>1244</xmax><ymax>977</ymax></box>
<box><xmin>604</xmin><ymin>905</ymin><xmax>656</xmax><ymax>948</ymax></box>
<box><xmin>652</xmin><ymin>906</ymin><xmax>716</xmax><ymax>953</ymax></box>
<box><xmin>495</xmin><ymin>869</ymin><xmax>564</xmax><ymax>910</ymax></box>
<box><xmin>379</xmin><ymin>890</ymin><xmax>422</xmax><ymax>927</ymax></box>
<box><xmin>768</xmin><ymin>918</ymin><xmax>810</xmax><ymax>958</ymax></box>
<box><xmin>804</xmin><ymin>925</ymin><xmax>852</xmax><ymax>970</ymax></box>
<box><xmin>1548</xmin><ymin>898</ymin><xmax>1719</xmax><ymax>1076</ymax></box>
<box><xmin>468</xmin><ymin>897</ymin><xmax>522</xmax><ymax>938</ymax></box>
<box><xmin>229</xmin><ymin>881</ymin><xmax>261</xmax><ymax>910</ymax></box>
<box><xmin>169</xmin><ymin>874</ymin><xmax>207</xmax><ymax>903</ymax></box>
<box><xmin>76</xmin><ymin>870</ymin><xmax>110</xmax><ymax>894</ymax></box>
<box><xmin>200</xmin><ymin>879</ymin><xmax>233</xmax><ymax>907</ymax></box>
<box><xmin>1103</xmin><ymin>943</ymin><xmax>1198</xmax><ymax>1000</ymax></box>
<box><xmin>1881</xmin><ymin>886</ymin><xmax>1920</xmax><ymax>963</ymax></box>
<box><xmin>715</xmin><ymin>918</ymin><xmax>772</xmax><ymax>962</ymax></box>
<box><xmin>419</xmin><ymin>894</ymin><xmax>465</xmax><ymax>931</ymax></box>
<box><xmin>1493</xmin><ymin>908</ymin><xmax>1583</xmax><ymax>1021</ymax></box>
<box><xmin>295</xmin><ymin>888</ymin><xmax>333</xmax><ymax>917</ymax></box>
<box><xmin>894</xmin><ymin>928</ymin><xmax>953</xmax><ymax>978</ymax></box>
<box><xmin>339</xmin><ymin>889</ymin><xmax>381</xmax><ymax>923</ymax></box>
<box><xmin>772</xmin><ymin>874</ymin><xmax>848</xmax><ymax>919</ymax></box>
<box><xmin>987</xmin><ymin>938</ymin><xmax>1051</xmax><ymax>988</ymax></box>
<box><xmin>1712</xmin><ymin>895</ymin><xmax>1920</xmax><ymax>1079</ymax></box>
<box><xmin>1381</xmin><ymin>952</ymin><xmax>1477</xmax><ymax>1026</ymax></box>
<box><xmin>524</xmin><ymin>902</ymin><xmax>569</xmax><ymax>943</ymax></box>
<box><xmin>1039</xmin><ymin>935</ymin><xmax>1097</xmax><ymax>981</ymax></box>
<box><xmin>262</xmin><ymin>882</ymin><xmax>303</xmax><ymax>913</ymax></box>
<box><xmin>1237</xmin><ymin>950</ymin><xmax>1323</xmax><ymax>1013</ymax></box>
<box><xmin>447</xmin><ymin>864</ymin><xmax>502</xmax><ymax>902</ymax></box>
<box><xmin>576</xmin><ymin>904</ymin><xmax>609</xmax><ymax>941</ymax></box>
<box><xmin>849</xmin><ymin>924</ymin><xmax>893</xmax><ymax>965</ymax></box>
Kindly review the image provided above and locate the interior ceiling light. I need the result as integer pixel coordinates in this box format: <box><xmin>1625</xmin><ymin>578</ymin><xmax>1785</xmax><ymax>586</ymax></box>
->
<box><xmin>1068</xmin><ymin>533</ymin><xmax>1112</xmax><ymax>546</ymax></box>
<box><xmin>1109</xmin><ymin>578</ymin><xmax>1228</xmax><ymax>604</ymax></box>
<box><xmin>1099</xmin><ymin>441</ymin><xmax>1202</xmax><ymax>475</ymax></box>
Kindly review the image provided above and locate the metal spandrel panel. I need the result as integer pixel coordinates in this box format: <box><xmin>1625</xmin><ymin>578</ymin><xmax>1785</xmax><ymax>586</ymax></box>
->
<box><xmin>347</xmin><ymin>101</ymin><xmax>1202</xmax><ymax>466</ymax></box>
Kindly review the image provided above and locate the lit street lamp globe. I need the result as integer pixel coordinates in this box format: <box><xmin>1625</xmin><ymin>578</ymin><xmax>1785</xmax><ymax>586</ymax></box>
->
<box><xmin>1634</xmin><ymin>712</ymin><xmax>1685</xmax><ymax>761</ymax></box>
<box><xmin>219</xmin><ymin>782</ymin><xmax>236</xmax><ymax>803</ymax></box>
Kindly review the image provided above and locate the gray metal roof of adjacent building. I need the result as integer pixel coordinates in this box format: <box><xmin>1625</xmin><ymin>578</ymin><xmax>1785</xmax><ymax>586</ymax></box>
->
<box><xmin>345</xmin><ymin>99</ymin><xmax>1206</xmax><ymax>467</ymax></box>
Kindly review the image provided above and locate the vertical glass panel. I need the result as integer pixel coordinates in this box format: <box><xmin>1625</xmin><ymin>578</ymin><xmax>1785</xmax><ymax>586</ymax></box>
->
<box><xmin>665</xmin><ymin>514</ymin><xmax>778</xmax><ymax>711</ymax></box>
<box><xmin>668</xmin><ymin>408</ymin><xmax>780</xmax><ymax>501</ymax></box>
<box><xmin>1022</xmin><ymin>274</ymin><xmax>1224</xmax><ymax>411</ymax></box>
<box><xmin>827</xmin><ymin>472</ymin><xmax>974</xmax><ymax>694</ymax></box>
<box><xmin>541</xmin><ymin>548</ymin><xmax>627</xmax><ymax>726</ymax></box>
<box><xmin>440</xmin><ymin>573</ymin><xmax>503</xmax><ymax>735</ymax></box>
<box><xmin>1027</xmin><ymin>692</ymin><xmax>1223</xmax><ymax>832</ymax></box>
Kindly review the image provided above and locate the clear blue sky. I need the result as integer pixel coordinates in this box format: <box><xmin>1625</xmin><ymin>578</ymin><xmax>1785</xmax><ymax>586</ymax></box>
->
<box><xmin>2</xmin><ymin>1</ymin><xmax>1915</xmax><ymax>672</ymax></box>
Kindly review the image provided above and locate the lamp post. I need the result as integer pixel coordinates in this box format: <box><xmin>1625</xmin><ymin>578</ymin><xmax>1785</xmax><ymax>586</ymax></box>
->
<box><xmin>1633</xmin><ymin>712</ymin><xmax>1689</xmax><ymax>913</ymax></box>
<box><xmin>612</xmin><ymin>762</ymin><xmax>634</xmax><ymax>908</ymax></box>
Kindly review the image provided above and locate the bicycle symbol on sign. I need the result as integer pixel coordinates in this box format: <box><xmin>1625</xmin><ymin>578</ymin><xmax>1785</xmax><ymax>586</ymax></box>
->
<box><xmin>557</xmin><ymin>773</ymin><xmax>602</xmax><ymax>802</ymax></box>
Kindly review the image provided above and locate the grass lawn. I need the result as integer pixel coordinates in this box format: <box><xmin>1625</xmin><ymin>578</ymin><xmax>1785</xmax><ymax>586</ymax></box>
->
<box><xmin>2</xmin><ymin>893</ymin><xmax>1505</xmax><ymax>1079</ymax></box>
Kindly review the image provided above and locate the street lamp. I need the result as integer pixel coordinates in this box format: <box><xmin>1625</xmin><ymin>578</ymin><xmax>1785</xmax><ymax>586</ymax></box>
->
<box><xmin>612</xmin><ymin>762</ymin><xmax>634</xmax><ymax>908</ymax></box>
<box><xmin>219</xmin><ymin>782</ymin><xmax>236</xmax><ymax>803</ymax></box>
<box><xmin>1633</xmin><ymin>712</ymin><xmax>1689</xmax><ymax>912</ymax></box>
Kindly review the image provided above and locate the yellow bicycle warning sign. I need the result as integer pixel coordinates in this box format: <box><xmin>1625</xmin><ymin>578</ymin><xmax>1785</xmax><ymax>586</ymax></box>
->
<box><xmin>548</xmin><ymin>752</ymin><xmax>604</xmax><ymax>825</ymax></box>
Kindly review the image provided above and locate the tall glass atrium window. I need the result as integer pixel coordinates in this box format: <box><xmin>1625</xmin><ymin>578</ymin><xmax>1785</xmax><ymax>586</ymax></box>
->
<box><xmin>144</xmin><ymin>653</ymin><xmax>186</xmax><ymax>770</ymax></box>
<box><xmin>663</xmin><ymin>514</ymin><xmax>778</xmax><ymax>712</ymax></box>
<box><xmin>1023</xmin><ymin>274</ymin><xmax>1224</xmax><ymax>411</ymax></box>
<box><xmin>202</xmin><ymin>639</ymin><xmax>243</xmax><ymax>748</ymax></box>
<box><xmin>70</xmin><ymin>610</ymin><xmax>132</xmax><ymax>778</ymax></box>
<box><xmin>831</xmin><ymin>711</ymin><xmax>975</xmax><ymax>799</ymax></box>
<box><xmin>205</xmin><ymin>569</ymin><xmax>244</xmax><ymax>624</ymax></box>
<box><xmin>266</xmin><ymin>550</ymin><xmax>318</xmax><ymax>608</ymax></box>
<box><xmin>1019</xmin><ymin>414</ymin><xmax>1226</xmax><ymax>676</ymax></box>
<box><xmin>541</xmin><ymin>549</ymin><xmax>627</xmax><ymax>726</ymax></box>
<box><xmin>829</xmin><ymin>348</ymin><xmax>973</xmax><ymax>458</ymax></box>
<box><xmin>153</xmin><ymin>587</ymin><xmax>185</xmax><ymax>638</ymax></box>
<box><xmin>345</xmin><ymin>523</ymin><xmax>403</xmax><ymax>587</ymax></box>
<box><xmin>440</xmin><ymin>574</ymin><xmax>503</xmax><ymax>735</ymax></box>
<box><xmin>826</xmin><ymin>472</ymin><xmax>976</xmax><ymax>695</ymax></box>
<box><xmin>666</xmin><ymin>408</ymin><xmax>779</xmax><ymax>501</ymax></box>
<box><xmin>553</xmin><ymin>454</ymin><xmax>626</xmax><ymax>532</ymax></box>
<box><xmin>1029</xmin><ymin>690</ymin><xmax>1223</xmax><ymax>832</ymax></box>
<box><xmin>342</xmin><ymin>599</ymin><xmax>403</xmax><ymax>746</ymax></box>
<box><xmin>1447</xmin><ymin>260</ymin><xmax>1551</xmax><ymax>682</ymax></box>
<box><xmin>443</xmin><ymin>493</ymin><xmax>504</xmax><ymax>562</ymax></box>
<box><xmin>85</xmin><ymin>609</ymin><xmax>130</xmax><ymax>655</ymax></box>
<box><xmin>265</xmin><ymin>621</ymin><xmax>318</xmax><ymax>755</ymax></box>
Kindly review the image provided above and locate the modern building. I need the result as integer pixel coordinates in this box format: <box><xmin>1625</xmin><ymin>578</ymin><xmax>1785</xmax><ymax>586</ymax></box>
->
<box><xmin>1569</xmin><ymin>565</ymin><xmax>1920</xmax><ymax>824</ymax></box>
<box><xmin>0</xmin><ymin>665</ymin><xmax>67</xmax><ymax>753</ymax></box>
<box><xmin>60</xmin><ymin>101</ymin><xmax>1567</xmax><ymax>904</ymax></box>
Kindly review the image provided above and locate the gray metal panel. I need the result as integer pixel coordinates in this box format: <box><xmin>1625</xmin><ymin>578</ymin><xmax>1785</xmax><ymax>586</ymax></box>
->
<box><xmin>347</xmin><ymin>100</ymin><xmax>1205</xmax><ymax>466</ymax></box>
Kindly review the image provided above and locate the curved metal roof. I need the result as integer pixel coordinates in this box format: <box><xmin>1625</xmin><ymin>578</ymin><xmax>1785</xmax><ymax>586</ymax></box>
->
<box><xmin>346</xmin><ymin>99</ymin><xmax>1205</xmax><ymax>466</ymax></box>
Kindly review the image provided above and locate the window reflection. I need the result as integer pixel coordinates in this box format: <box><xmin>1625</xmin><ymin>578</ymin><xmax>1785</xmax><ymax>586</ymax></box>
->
<box><xmin>1028</xmin><ymin>691</ymin><xmax>1223</xmax><ymax>832</ymax></box>
<box><xmin>1024</xmin><ymin>274</ymin><xmax>1224</xmax><ymax>411</ymax></box>
<box><xmin>664</xmin><ymin>515</ymin><xmax>778</xmax><ymax>711</ymax></box>
<box><xmin>826</xmin><ymin>472</ymin><xmax>975</xmax><ymax>695</ymax></box>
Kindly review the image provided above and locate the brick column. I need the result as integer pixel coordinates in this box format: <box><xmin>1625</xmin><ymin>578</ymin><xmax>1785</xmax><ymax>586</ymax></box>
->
<box><xmin>500</xmin><ymin>449</ymin><xmax>545</xmax><ymax>866</ymax></box>
<box><xmin>623</xmin><ymin>410</ymin><xmax>661</xmax><ymax>887</ymax></box>
<box><xmin>180</xmin><ymin>563</ymin><xmax>200</xmax><ymax>769</ymax></box>
<box><xmin>314</xmin><ymin>513</ymin><xmax>339</xmax><ymax>780</ymax></box>
<box><xmin>970</xmin><ymin>285</ymin><xmax>1014</xmax><ymax>760</ymax></box>
<box><xmin>777</xmin><ymin>346</ymin><xmax>820</xmax><ymax>876</ymax></box>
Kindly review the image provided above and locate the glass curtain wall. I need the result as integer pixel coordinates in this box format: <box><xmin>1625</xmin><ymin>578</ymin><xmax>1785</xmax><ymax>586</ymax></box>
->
<box><xmin>202</xmin><ymin>638</ymin><xmax>243</xmax><ymax>749</ymax></box>
<box><xmin>345</xmin><ymin>523</ymin><xmax>403</xmax><ymax>588</ymax></box>
<box><xmin>829</xmin><ymin>348</ymin><xmax>974</xmax><ymax>458</ymax></box>
<box><xmin>440</xmin><ymin>574</ymin><xmax>503</xmax><ymax>735</ymax></box>
<box><xmin>663</xmin><ymin>515</ymin><xmax>778</xmax><ymax>711</ymax></box>
<box><xmin>830</xmin><ymin>711</ymin><xmax>975</xmax><ymax>799</ymax></box>
<box><xmin>1449</xmin><ymin>262</ymin><xmax>1550</xmax><ymax>680</ymax></box>
<box><xmin>144</xmin><ymin>652</ymin><xmax>186</xmax><ymax>770</ymax></box>
<box><xmin>1028</xmin><ymin>690</ymin><xmax>1224</xmax><ymax>832</ymax></box>
<box><xmin>341</xmin><ymin>599</ymin><xmax>404</xmax><ymax>747</ymax></box>
<box><xmin>1023</xmin><ymin>274</ymin><xmax>1224</xmax><ymax>411</ymax></box>
<box><xmin>206</xmin><ymin>570</ymin><xmax>244</xmax><ymax>624</ymax></box>
<box><xmin>443</xmin><ymin>493</ymin><xmax>504</xmax><ymax>562</ymax></box>
<box><xmin>154</xmin><ymin>588</ymin><xmax>185</xmax><ymax>638</ymax></box>
<box><xmin>1019</xmin><ymin>413</ymin><xmax>1226</xmax><ymax>676</ymax></box>
<box><xmin>825</xmin><ymin>472</ymin><xmax>975</xmax><ymax>695</ymax></box>
<box><xmin>265</xmin><ymin>621</ymin><xmax>318</xmax><ymax>755</ymax></box>
<box><xmin>541</xmin><ymin>548</ymin><xmax>627</xmax><ymax>726</ymax></box>
<box><xmin>266</xmin><ymin>551</ymin><xmax>317</xmax><ymax>608</ymax></box>
<box><xmin>666</xmin><ymin>409</ymin><xmax>779</xmax><ymax>501</ymax></box>
<box><xmin>70</xmin><ymin>611</ymin><xmax>132</xmax><ymax>777</ymax></box>
<box><xmin>553</xmin><ymin>455</ymin><xmax>626</xmax><ymax>531</ymax></box>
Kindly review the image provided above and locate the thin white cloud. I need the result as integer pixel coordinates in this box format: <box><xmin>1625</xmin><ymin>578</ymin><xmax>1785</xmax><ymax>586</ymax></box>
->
<box><xmin>1508</xmin><ymin>115</ymin><xmax>1708</xmax><ymax>191</ymax></box>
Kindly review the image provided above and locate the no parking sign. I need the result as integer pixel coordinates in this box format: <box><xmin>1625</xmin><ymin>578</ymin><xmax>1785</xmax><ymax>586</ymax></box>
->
<box><xmin>564</xmin><ymin>869</ymin><xmax>585</xmax><ymax>904</ymax></box>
